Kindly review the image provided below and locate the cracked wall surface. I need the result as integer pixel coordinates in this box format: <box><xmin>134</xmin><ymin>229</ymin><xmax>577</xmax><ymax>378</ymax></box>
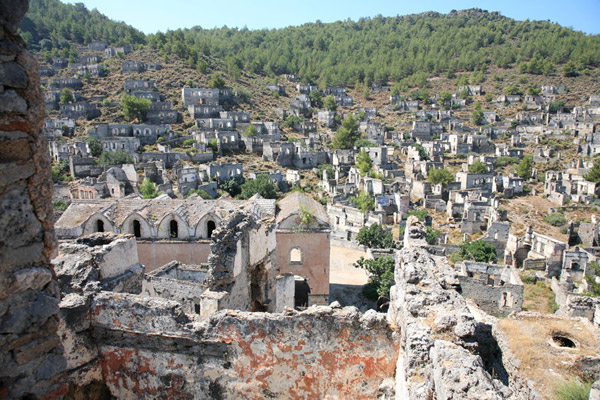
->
<box><xmin>0</xmin><ymin>1</ymin><xmax>65</xmax><ymax>397</ymax></box>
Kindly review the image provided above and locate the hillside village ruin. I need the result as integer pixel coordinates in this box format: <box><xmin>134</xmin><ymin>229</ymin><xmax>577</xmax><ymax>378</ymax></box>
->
<box><xmin>1</xmin><ymin>1</ymin><xmax>600</xmax><ymax>399</ymax></box>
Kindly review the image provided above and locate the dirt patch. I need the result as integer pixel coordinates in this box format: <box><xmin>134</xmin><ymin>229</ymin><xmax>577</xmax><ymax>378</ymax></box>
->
<box><xmin>497</xmin><ymin>314</ymin><xmax>600</xmax><ymax>399</ymax></box>
<box><xmin>329</xmin><ymin>244</ymin><xmax>370</xmax><ymax>285</ymax></box>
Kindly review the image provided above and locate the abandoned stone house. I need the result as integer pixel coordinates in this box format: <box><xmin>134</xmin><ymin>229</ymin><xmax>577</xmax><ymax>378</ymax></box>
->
<box><xmin>456</xmin><ymin>261</ymin><xmax>524</xmax><ymax>317</ymax></box>
<box><xmin>334</xmin><ymin>94</ymin><xmax>354</xmax><ymax>106</ymax></box>
<box><xmin>88</xmin><ymin>40</ymin><xmax>107</xmax><ymax>51</ymax></box>
<box><xmin>266</xmin><ymin>84</ymin><xmax>285</xmax><ymax>95</ymax></box>
<box><xmin>458</xmin><ymin>85</ymin><xmax>483</xmax><ymax>96</ymax></box>
<box><xmin>121</xmin><ymin>60</ymin><xmax>146</xmax><ymax>73</ymax></box>
<box><xmin>76</xmin><ymin>63</ymin><xmax>105</xmax><ymax>77</ymax></box>
<box><xmin>295</xmin><ymin>83</ymin><xmax>317</xmax><ymax>94</ymax></box>
<box><xmin>104</xmin><ymin>45</ymin><xmax>132</xmax><ymax>58</ymax></box>
<box><xmin>133</xmin><ymin>90</ymin><xmax>161</xmax><ymax>103</ymax></box>
<box><xmin>544</xmin><ymin>170</ymin><xmax>600</xmax><ymax>204</ymax></box>
<box><xmin>43</xmin><ymin>117</ymin><xmax>76</xmax><ymax>137</ymax></box>
<box><xmin>147</xmin><ymin>101</ymin><xmax>178</xmax><ymax>124</ymax></box>
<box><xmin>275</xmin><ymin>192</ymin><xmax>331</xmax><ymax>306</ymax></box>
<box><xmin>54</xmin><ymin>197</ymin><xmax>261</xmax><ymax>268</ymax></box>
<box><xmin>182</xmin><ymin>87</ymin><xmax>232</xmax><ymax>107</ymax></box>
<box><xmin>188</xmin><ymin>103</ymin><xmax>223</xmax><ymax>119</ymax></box>
<box><xmin>124</xmin><ymin>79</ymin><xmax>155</xmax><ymax>94</ymax></box>
<box><xmin>60</xmin><ymin>101</ymin><xmax>100</xmax><ymax>120</ymax></box>
<box><xmin>49</xmin><ymin>77</ymin><xmax>83</xmax><ymax>90</ymax></box>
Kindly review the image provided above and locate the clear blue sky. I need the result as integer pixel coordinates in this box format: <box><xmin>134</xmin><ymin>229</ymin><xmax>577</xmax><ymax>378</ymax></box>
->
<box><xmin>63</xmin><ymin>0</ymin><xmax>600</xmax><ymax>35</ymax></box>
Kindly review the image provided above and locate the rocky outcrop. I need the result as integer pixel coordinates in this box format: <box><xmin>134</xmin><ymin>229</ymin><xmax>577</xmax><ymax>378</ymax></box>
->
<box><xmin>391</xmin><ymin>217</ymin><xmax>513</xmax><ymax>399</ymax></box>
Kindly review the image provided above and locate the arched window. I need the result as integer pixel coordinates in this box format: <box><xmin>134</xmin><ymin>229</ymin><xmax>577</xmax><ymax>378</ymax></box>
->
<box><xmin>290</xmin><ymin>247</ymin><xmax>303</xmax><ymax>264</ymax></box>
<box><xmin>132</xmin><ymin>220</ymin><xmax>141</xmax><ymax>238</ymax></box>
<box><xmin>96</xmin><ymin>219</ymin><xmax>104</xmax><ymax>233</ymax></box>
<box><xmin>170</xmin><ymin>220</ymin><xmax>178</xmax><ymax>238</ymax></box>
<box><xmin>207</xmin><ymin>220</ymin><xmax>216</xmax><ymax>238</ymax></box>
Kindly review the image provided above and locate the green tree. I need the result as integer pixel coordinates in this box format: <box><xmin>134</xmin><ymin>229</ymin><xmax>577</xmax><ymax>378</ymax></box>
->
<box><xmin>352</xmin><ymin>190</ymin><xmax>374</xmax><ymax>213</ymax></box>
<box><xmin>244</xmin><ymin>124</ymin><xmax>258</xmax><ymax>137</ymax></box>
<box><xmin>356</xmin><ymin>223</ymin><xmax>396</xmax><ymax>249</ymax></box>
<box><xmin>438</xmin><ymin>91</ymin><xmax>452</xmax><ymax>110</ymax></box>
<box><xmin>324</xmin><ymin>95</ymin><xmax>337</xmax><ymax>111</ymax></box>
<box><xmin>97</xmin><ymin>150</ymin><xmax>133</xmax><ymax>166</ymax></box>
<box><xmin>517</xmin><ymin>155</ymin><xmax>533</xmax><ymax>180</ymax></box>
<box><xmin>354</xmin><ymin>138</ymin><xmax>376</xmax><ymax>148</ymax></box>
<box><xmin>238</xmin><ymin>174</ymin><xmax>278</xmax><ymax>199</ymax></box>
<box><xmin>408</xmin><ymin>209</ymin><xmax>428</xmax><ymax>221</ymax></box>
<box><xmin>208</xmin><ymin>73</ymin><xmax>226</xmax><ymax>89</ymax></box>
<box><xmin>469</xmin><ymin>160</ymin><xmax>487</xmax><ymax>174</ymax></box>
<box><xmin>87</xmin><ymin>137</ymin><xmax>102</xmax><ymax>157</ymax></box>
<box><xmin>584</xmin><ymin>159</ymin><xmax>600</xmax><ymax>183</ymax></box>
<box><xmin>356</xmin><ymin>150</ymin><xmax>373</xmax><ymax>177</ymax></box>
<box><xmin>121</xmin><ymin>94</ymin><xmax>150</xmax><ymax>122</ymax></box>
<box><xmin>221</xmin><ymin>178</ymin><xmax>241</xmax><ymax>197</ymax></box>
<box><xmin>139</xmin><ymin>178</ymin><xmax>159</xmax><ymax>199</ymax></box>
<box><xmin>471</xmin><ymin>101</ymin><xmax>484</xmax><ymax>125</ymax></box>
<box><xmin>59</xmin><ymin>88</ymin><xmax>74</xmax><ymax>105</ymax></box>
<box><xmin>410</xmin><ymin>143</ymin><xmax>428</xmax><ymax>160</ymax></box>
<box><xmin>427</xmin><ymin>168</ymin><xmax>454</xmax><ymax>186</ymax></box>
<box><xmin>309</xmin><ymin>90</ymin><xmax>323</xmax><ymax>108</ymax></box>
<box><xmin>331</xmin><ymin>115</ymin><xmax>359</xmax><ymax>149</ymax></box>
<box><xmin>354</xmin><ymin>256</ymin><xmax>395</xmax><ymax>305</ymax></box>
<box><xmin>459</xmin><ymin>240</ymin><xmax>497</xmax><ymax>263</ymax></box>
<box><xmin>316</xmin><ymin>163</ymin><xmax>334</xmax><ymax>179</ymax></box>
<box><xmin>185</xmin><ymin>188</ymin><xmax>211</xmax><ymax>199</ymax></box>
<box><xmin>562</xmin><ymin>61</ymin><xmax>578</xmax><ymax>77</ymax></box>
<box><xmin>426</xmin><ymin>226</ymin><xmax>441</xmax><ymax>245</ymax></box>
<box><xmin>196</xmin><ymin>59</ymin><xmax>208</xmax><ymax>74</ymax></box>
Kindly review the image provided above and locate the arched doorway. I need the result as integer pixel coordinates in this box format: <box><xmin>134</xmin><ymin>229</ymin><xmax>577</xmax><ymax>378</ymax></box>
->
<box><xmin>207</xmin><ymin>220</ymin><xmax>216</xmax><ymax>238</ymax></box>
<box><xmin>96</xmin><ymin>219</ymin><xmax>104</xmax><ymax>233</ymax></box>
<box><xmin>169</xmin><ymin>220</ymin><xmax>178</xmax><ymax>238</ymax></box>
<box><xmin>132</xmin><ymin>220</ymin><xmax>141</xmax><ymax>238</ymax></box>
<box><xmin>294</xmin><ymin>276</ymin><xmax>310</xmax><ymax>310</ymax></box>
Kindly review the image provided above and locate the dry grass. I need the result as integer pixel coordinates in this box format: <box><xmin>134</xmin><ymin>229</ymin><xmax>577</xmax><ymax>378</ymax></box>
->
<box><xmin>521</xmin><ymin>277</ymin><xmax>557</xmax><ymax>314</ymax></box>
<box><xmin>497</xmin><ymin>314</ymin><xmax>600</xmax><ymax>399</ymax></box>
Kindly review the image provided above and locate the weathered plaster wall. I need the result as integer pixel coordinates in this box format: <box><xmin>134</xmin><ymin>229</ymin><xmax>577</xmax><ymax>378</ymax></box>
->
<box><xmin>0</xmin><ymin>2</ymin><xmax>66</xmax><ymax>397</ymax></box>
<box><xmin>276</xmin><ymin>231</ymin><xmax>330</xmax><ymax>298</ymax></box>
<box><xmin>136</xmin><ymin>241</ymin><xmax>211</xmax><ymax>271</ymax></box>
<box><xmin>90</xmin><ymin>292</ymin><xmax>399</xmax><ymax>400</ymax></box>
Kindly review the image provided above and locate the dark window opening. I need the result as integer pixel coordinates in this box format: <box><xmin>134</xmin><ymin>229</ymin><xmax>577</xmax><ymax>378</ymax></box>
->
<box><xmin>132</xmin><ymin>220</ymin><xmax>141</xmax><ymax>238</ymax></box>
<box><xmin>170</xmin><ymin>220</ymin><xmax>178</xmax><ymax>238</ymax></box>
<box><xmin>207</xmin><ymin>220</ymin><xmax>216</xmax><ymax>238</ymax></box>
<box><xmin>294</xmin><ymin>278</ymin><xmax>310</xmax><ymax>310</ymax></box>
<box><xmin>194</xmin><ymin>304</ymin><xmax>200</xmax><ymax>314</ymax></box>
<box><xmin>96</xmin><ymin>219</ymin><xmax>104</xmax><ymax>233</ymax></box>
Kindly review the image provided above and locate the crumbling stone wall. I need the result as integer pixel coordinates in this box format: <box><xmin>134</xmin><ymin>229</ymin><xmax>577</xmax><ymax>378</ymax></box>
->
<box><xmin>0</xmin><ymin>1</ymin><xmax>65</xmax><ymax>397</ymax></box>
<box><xmin>391</xmin><ymin>217</ymin><xmax>513</xmax><ymax>399</ymax></box>
<box><xmin>91</xmin><ymin>293</ymin><xmax>399</xmax><ymax>399</ymax></box>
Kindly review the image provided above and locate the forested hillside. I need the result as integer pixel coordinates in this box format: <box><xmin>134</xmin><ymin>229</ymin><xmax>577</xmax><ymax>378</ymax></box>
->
<box><xmin>19</xmin><ymin>0</ymin><xmax>145</xmax><ymax>50</ymax></box>
<box><xmin>20</xmin><ymin>1</ymin><xmax>600</xmax><ymax>87</ymax></box>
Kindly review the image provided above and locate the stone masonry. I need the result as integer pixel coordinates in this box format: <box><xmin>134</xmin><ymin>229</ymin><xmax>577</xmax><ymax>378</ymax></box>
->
<box><xmin>0</xmin><ymin>1</ymin><xmax>64</xmax><ymax>397</ymax></box>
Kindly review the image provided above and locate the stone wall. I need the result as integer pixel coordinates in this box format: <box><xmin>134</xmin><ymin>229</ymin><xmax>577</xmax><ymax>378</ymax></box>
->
<box><xmin>90</xmin><ymin>295</ymin><xmax>399</xmax><ymax>399</ymax></box>
<box><xmin>0</xmin><ymin>2</ymin><xmax>65</xmax><ymax>397</ymax></box>
<box><xmin>136</xmin><ymin>240</ymin><xmax>211</xmax><ymax>271</ymax></box>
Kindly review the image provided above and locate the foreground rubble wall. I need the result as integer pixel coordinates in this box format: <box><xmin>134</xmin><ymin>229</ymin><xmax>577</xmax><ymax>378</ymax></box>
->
<box><xmin>90</xmin><ymin>292</ymin><xmax>399</xmax><ymax>399</ymax></box>
<box><xmin>0</xmin><ymin>1</ymin><xmax>65</xmax><ymax>397</ymax></box>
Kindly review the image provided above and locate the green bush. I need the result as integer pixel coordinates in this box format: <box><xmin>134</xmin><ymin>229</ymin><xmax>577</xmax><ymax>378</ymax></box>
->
<box><xmin>408</xmin><ymin>209</ymin><xmax>428</xmax><ymax>221</ymax></box>
<box><xmin>458</xmin><ymin>240</ymin><xmax>497</xmax><ymax>263</ymax></box>
<box><xmin>545</xmin><ymin>212</ymin><xmax>567</xmax><ymax>227</ymax></box>
<box><xmin>554</xmin><ymin>379</ymin><xmax>591</xmax><ymax>400</ymax></box>
<box><xmin>52</xmin><ymin>200</ymin><xmax>68</xmax><ymax>211</ymax></box>
<box><xmin>356</xmin><ymin>223</ymin><xmax>395</xmax><ymax>249</ymax></box>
